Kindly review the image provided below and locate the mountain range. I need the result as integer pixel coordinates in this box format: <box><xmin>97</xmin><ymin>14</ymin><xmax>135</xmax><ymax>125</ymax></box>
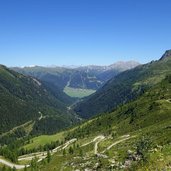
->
<box><xmin>12</xmin><ymin>61</ymin><xmax>140</xmax><ymax>98</ymax></box>
<box><xmin>74</xmin><ymin>50</ymin><xmax>171</xmax><ymax>118</ymax></box>
<box><xmin>0</xmin><ymin>50</ymin><xmax>171</xmax><ymax>170</ymax></box>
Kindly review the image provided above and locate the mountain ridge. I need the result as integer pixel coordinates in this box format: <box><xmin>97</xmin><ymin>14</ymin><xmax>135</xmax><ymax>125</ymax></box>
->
<box><xmin>74</xmin><ymin>50</ymin><xmax>171</xmax><ymax>118</ymax></box>
<box><xmin>14</xmin><ymin>60</ymin><xmax>140</xmax><ymax>70</ymax></box>
<box><xmin>0</xmin><ymin>65</ymin><xmax>78</xmax><ymax>137</ymax></box>
<box><xmin>160</xmin><ymin>49</ymin><xmax>171</xmax><ymax>60</ymax></box>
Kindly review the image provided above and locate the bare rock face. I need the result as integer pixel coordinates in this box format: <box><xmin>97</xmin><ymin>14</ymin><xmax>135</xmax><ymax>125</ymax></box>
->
<box><xmin>160</xmin><ymin>50</ymin><xmax>171</xmax><ymax>60</ymax></box>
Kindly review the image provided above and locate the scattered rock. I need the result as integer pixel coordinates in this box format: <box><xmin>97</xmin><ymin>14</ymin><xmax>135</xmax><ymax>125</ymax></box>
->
<box><xmin>93</xmin><ymin>162</ymin><xmax>100</xmax><ymax>169</ymax></box>
<box><xmin>127</xmin><ymin>150</ymin><xmax>133</xmax><ymax>155</ymax></box>
<box><xmin>124</xmin><ymin>160</ymin><xmax>132</xmax><ymax>167</ymax></box>
<box><xmin>109</xmin><ymin>159</ymin><xmax>115</xmax><ymax>164</ymax></box>
<box><xmin>84</xmin><ymin>168</ymin><xmax>92</xmax><ymax>171</ymax></box>
<box><xmin>96</xmin><ymin>153</ymin><xmax>108</xmax><ymax>158</ymax></box>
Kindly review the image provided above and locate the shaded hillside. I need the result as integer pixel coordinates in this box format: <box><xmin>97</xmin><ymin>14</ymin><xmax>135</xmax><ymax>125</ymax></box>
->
<box><xmin>74</xmin><ymin>50</ymin><xmax>171</xmax><ymax>118</ymax></box>
<box><xmin>11</xmin><ymin>66</ymin><xmax>75</xmax><ymax>103</ymax></box>
<box><xmin>0</xmin><ymin>65</ymin><xmax>78</xmax><ymax>136</ymax></box>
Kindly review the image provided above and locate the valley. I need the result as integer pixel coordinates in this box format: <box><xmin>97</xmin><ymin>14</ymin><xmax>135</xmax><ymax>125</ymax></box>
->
<box><xmin>0</xmin><ymin>50</ymin><xmax>171</xmax><ymax>170</ymax></box>
<box><xmin>64</xmin><ymin>86</ymin><xmax>96</xmax><ymax>98</ymax></box>
<box><xmin>1</xmin><ymin>0</ymin><xmax>171</xmax><ymax>170</ymax></box>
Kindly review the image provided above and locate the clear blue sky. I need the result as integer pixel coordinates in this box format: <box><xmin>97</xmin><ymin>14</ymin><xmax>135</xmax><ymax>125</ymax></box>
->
<box><xmin>0</xmin><ymin>0</ymin><xmax>171</xmax><ymax>67</ymax></box>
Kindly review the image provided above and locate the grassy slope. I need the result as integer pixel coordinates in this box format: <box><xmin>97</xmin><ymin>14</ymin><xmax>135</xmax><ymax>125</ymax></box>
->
<box><xmin>21</xmin><ymin>75</ymin><xmax>171</xmax><ymax>170</ymax></box>
<box><xmin>23</xmin><ymin>132</ymin><xmax>64</xmax><ymax>150</ymax></box>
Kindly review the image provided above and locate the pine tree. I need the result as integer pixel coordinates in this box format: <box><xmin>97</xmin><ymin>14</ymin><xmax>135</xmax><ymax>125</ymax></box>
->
<box><xmin>24</xmin><ymin>165</ymin><xmax>27</xmax><ymax>171</ymax></box>
<box><xmin>2</xmin><ymin>165</ymin><xmax>6</xmax><ymax>171</ymax></box>
<box><xmin>79</xmin><ymin>148</ymin><xmax>83</xmax><ymax>157</ymax></box>
<box><xmin>63</xmin><ymin>149</ymin><xmax>66</xmax><ymax>156</ymax></box>
<box><xmin>12</xmin><ymin>167</ymin><xmax>16</xmax><ymax>171</ymax></box>
<box><xmin>47</xmin><ymin>150</ymin><xmax>51</xmax><ymax>163</ymax></box>
<box><xmin>68</xmin><ymin>146</ymin><xmax>74</xmax><ymax>154</ymax></box>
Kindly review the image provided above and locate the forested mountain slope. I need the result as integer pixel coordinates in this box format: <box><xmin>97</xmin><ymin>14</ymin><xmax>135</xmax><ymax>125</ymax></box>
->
<box><xmin>74</xmin><ymin>50</ymin><xmax>171</xmax><ymax>118</ymax></box>
<box><xmin>0</xmin><ymin>65</ymin><xmax>78</xmax><ymax>136</ymax></box>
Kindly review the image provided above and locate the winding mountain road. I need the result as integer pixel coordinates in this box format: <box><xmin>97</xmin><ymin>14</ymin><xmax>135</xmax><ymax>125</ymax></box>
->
<box><xmin>0</xmin><ymin>158</ymin><xmax>29</xmax><ymax>169</ymax></box>
<box><xmin>102</xmin><ymin>135</ymin><xmax>135</xmax><ymax>153</ymax></box>
<box><xmin>166</xmin><ymin>99</ymin><xmax>171</xmax><ymax>103</ymax></box>
<box><xmin>94</xmin><ymin>136</ymin><xmax>105</xmax><ymax>154</ymax></box>
<box><xmin>0</xmin><ymin>138</ymin><xmax>77</xmax><ymax>169</ymax></box>
<box><xmin>0</xmin><ymin>134</ymin><xmax>135</xmax><ymax>169</ymax></box>
<box><xmin>81</xmin><ymin>135</ymin><xmax>105</xmax><ymax>147</ymax></box>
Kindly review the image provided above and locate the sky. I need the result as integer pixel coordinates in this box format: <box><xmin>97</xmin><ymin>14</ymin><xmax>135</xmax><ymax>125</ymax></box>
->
<box><xmin>0</xmin><ymin>0</ymin><xmax>171</xmax><ymax>67</ymax></box>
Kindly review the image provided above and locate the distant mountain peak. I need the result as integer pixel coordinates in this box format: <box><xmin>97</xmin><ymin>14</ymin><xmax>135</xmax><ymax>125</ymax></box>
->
<box><xmin>108</xmin><ymin>60</ymin><xmax>140</xmax><ymax>70</ymax></box>
<box><xmin>110</xmin><ymin>60</ymin><xmax>140</xmax><ymax>65</ymax></box>
<box><xmin>160</xmin><ymin>50</ymin><xmax>171</xmax><ymax>60</ymax></box>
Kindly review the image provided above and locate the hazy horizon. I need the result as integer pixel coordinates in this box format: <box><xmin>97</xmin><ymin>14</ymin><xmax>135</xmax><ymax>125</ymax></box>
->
<box><xmin>5</xmin><ymin>60</ymin><xmax>141</xmax><ymax>68</ymax></box>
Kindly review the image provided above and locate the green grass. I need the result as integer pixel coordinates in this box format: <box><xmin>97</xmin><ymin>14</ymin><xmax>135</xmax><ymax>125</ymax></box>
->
<box><xmin>63</xmin><ymin>86</ymin><xmax>96</xmax><ymax>98</ymax></box>
<box><xmin>3</xmin><ymin>76</ymin><xmax>171</xmax><ymax>170</ymax></box>
<box><xmin>23</xmin><ymin>132</ymin><xmax>65</xmax><ymax>149</ymax></box>
<box><xmin>133</xmin><ymin>144</ymin><xmax>171</xmax><ymax>170</ymax></box>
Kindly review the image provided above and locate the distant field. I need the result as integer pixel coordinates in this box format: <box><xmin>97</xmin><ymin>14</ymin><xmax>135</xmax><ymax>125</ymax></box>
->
<box><xmin>63</xmin><ymin>86</ymin><xmax>96</xmax><ymax>98</ymax></box>
<box><xmin>23</xmin><ymin>132</ymin><xmax>64</xmax><ymax>149</ymax></box>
